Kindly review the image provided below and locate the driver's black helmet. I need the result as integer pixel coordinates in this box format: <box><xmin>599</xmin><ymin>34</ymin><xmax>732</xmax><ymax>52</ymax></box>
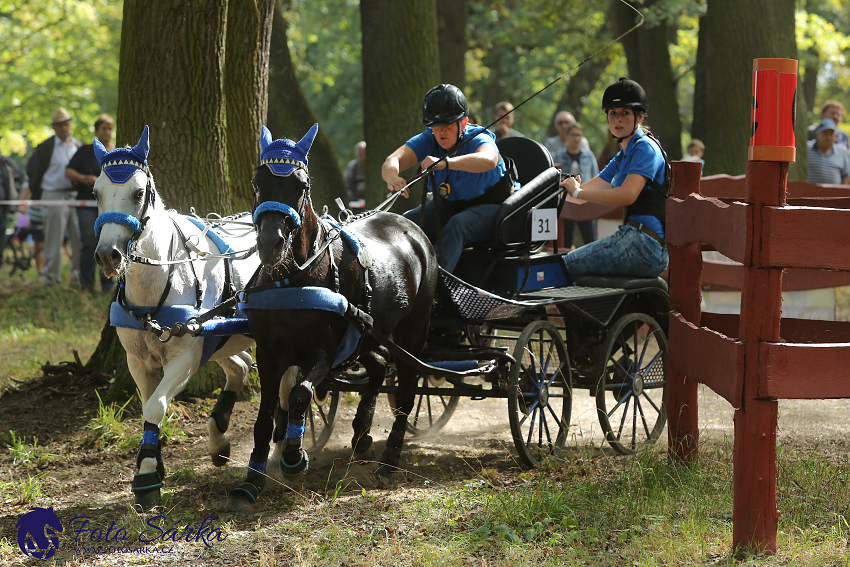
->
<box><xmin>601</xmin><ymin>77</ymin><xmax>648</xmax><ymax>113</ymax></box>
<box><xmin>422</xmin><ymin>84</ymin><xmax>469</xmax><ymax>127</ymax></box>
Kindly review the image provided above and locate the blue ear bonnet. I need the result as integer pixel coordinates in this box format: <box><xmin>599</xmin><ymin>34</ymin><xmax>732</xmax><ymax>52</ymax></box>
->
<box><xmin>95</xmin><ymin>125</ymin><xmax>150</xmax><ymax>184</ymax></box>
<box><xmin>259</xmin><ymin>123</ymin><xmax>318</xmax><ymax>177</ymax></box>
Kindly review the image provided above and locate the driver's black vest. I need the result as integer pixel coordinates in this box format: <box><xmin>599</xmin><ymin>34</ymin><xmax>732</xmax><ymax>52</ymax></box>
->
<box><xmin>622</xmin><ymin>131</ymin><xmax>670</xmax><ymax>228</ymax></box>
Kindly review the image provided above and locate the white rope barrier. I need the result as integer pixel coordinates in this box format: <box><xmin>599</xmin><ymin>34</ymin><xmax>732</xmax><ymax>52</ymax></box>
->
<box><xmin>0</xmin><ymin>200</ymin><xmax>97</xmax><ymax>206</ymax></box>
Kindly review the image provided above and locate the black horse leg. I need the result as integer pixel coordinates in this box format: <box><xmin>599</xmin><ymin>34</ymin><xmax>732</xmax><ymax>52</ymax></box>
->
<box><xmin>281</xmin><ymin>355</ymin><xmax>330</xmax><ymax>477</ymax></box>
<box><xmin>376</xmin><ymin>362</ymin><xmax>417</xmax><ymax>480</ymax></box>
<box><xmin>351</xmin><ymin>350</ymin><xmax>386</xmax><ymax>454</ymax></box>
<box><xmin>227</xmin><ymin>351</ymin><xmax>279</xmax><ymax>508</ymax></box>
<box><xmin>209</xmin><ymin>390</ymin><xmax>237</xmax><ymax>467</ymax></box>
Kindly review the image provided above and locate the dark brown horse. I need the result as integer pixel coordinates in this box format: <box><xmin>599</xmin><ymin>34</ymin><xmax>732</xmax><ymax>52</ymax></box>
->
<box><xmin>226</xmin><ymin>125</ymin><xmax>438</xmax><ymax>508</ymax></box>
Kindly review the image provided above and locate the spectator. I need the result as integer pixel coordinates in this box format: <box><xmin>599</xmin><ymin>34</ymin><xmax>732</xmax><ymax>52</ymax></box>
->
<box><xmin>26</xmin><ymin>107</ymin><xmax>83</xmax><ymax>286</ymax></box>
<box><xmin>544</xmin><ymin>111</ymin><xmax>591</xmax><ymax>162</ymax></box>
<box><xmin>807</xmin><ymin>118</ymin><xmax>850</xmax><ymax>185</ymax></box>
<box><xmin>808</xmin><ymin>101</ymin><xmax>848</xmax><ymax>150</ymax></box>
<box><xmin>554</xmin><ymin>122</ymin><xmax>599</xmax><ymax>248</ymax></box>
<box><xmin>492</xmin><ymin>101</ymin><xmax>524</xmax><ymax>141</ymax></box>
<box><xmin>344</xmin><ymin>141</ymin><xmax>366</xmax><ymax>209</ymax></box>
<box><xmin>65</xmin><ymin>114</ymin><xmax>115</xmax><ymax>292</ymax></box>
<box><xmin>0</xmin><ymin>148</ymin><xmax>26</xmax><ymax>271</ymax></box>
<box><xmin>680</xmin><ymin>138</ymin><xmax>705</xmax><ymax>172</ymax></box>
<box><xmin>17</xmin><ymin>186</ymin><xmax>45</xmax><ymax>280</ymax></box>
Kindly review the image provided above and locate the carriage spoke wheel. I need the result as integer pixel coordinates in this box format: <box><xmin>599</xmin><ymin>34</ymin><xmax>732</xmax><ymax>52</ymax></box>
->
<box><xmin>388</xmin><ymin>370</ymin><xmax>460</xmax><ymax>438</ymax></box>
<box><xmin>596</xmin><ymin>312</ymin><xmax>667</xmax><ymax>455</ymax></box>
<box><xmin>303</xmin><ymin>389</ymin><xmax>340</xmax><ymax>453</ymax></box>
<box><xmin>508</xmin><ymin>320</ymin><xmax>572</xmax><ymax>467</ymax></box>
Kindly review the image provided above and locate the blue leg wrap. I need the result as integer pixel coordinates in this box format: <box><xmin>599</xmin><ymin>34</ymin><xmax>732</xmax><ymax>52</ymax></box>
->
<box><xmin>285</xmin><ymin>422</ymin><xmax>305</xmax><ymax>440</ymax></box>
<box><xmin>248</xmin><ymin>460</ymin><xmax>268</xmax><ymax>475</ymax></box>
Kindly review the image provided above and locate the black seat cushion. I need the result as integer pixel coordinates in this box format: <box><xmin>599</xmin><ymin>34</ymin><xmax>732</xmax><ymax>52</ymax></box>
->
<box><xmin>573</xmin><ymin>274</ymin><xmax>669</xmax><ymax>294</ymax></box>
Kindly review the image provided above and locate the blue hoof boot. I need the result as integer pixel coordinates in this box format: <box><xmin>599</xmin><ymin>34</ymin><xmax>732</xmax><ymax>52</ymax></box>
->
<box><xmin>280</xmin><ymin>450</ymin><xmax>309</xmax><ymax>478</ymax></box>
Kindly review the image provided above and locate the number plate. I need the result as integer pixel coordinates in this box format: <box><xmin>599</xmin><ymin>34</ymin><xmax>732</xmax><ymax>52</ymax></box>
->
<box><xmin>531</xmin><ymin>209</ymin><xmax>557</xmax><ymax>242</ymax></box>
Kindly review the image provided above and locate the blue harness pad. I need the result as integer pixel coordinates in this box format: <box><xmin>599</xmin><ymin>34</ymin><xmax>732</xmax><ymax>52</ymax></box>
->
<box><xmin>238</xmin><ymin>286</ymin><xmax>361</xmax><ymax>368</ymax></box>
<box><xmin>110</xmin><ymin>303</ymin><xmax>241</xmax><ymax>367</ymax></box>
<box><xmin>321</xmin><ymin>217</ymin><xmax>364</xmax><ymax>258</ymax></box>
<box><xmin>185</xmin><ymin>216</ymin><xmax>236</xmax><ymax>255</ymax></box>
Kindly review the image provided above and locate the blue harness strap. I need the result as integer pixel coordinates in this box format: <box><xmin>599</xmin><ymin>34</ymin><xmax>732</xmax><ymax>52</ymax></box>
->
<box><xmin>238</xmin><ymin>286</ymin><xmax>362</xmax><ymax>368</ymax></box>
<box><xmin>95</xmin><ymin>212</ymin><xmax>143</xmax><ymax>237</ymax></box>
<box><xmin>253</xmin><ymin>201</ymin><xmax>302</xmax><ymax>226</ymax></box>
<box><xmin>185</xmin><ymin>216</ymin><xmax>236</xmax><ymax>255</ymax></box>
<box><xmin>110</xmin><ymin>303</ymin><xmax>231</xmax><ymax>367</ymax></box>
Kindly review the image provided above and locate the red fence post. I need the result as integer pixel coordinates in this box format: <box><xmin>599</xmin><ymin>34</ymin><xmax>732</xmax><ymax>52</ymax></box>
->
<box><xmin>732</xmin><ymin>161</ymin><xmax>786</xmax><ymax>554</ymax></box>
<box><xmin>667</xmin><ymin>161</ymin><xmax>703</xmax><ymax>462</ymax></box>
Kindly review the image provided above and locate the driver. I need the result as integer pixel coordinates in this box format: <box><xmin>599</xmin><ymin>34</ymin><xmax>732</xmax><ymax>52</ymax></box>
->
<box><xmin>559</xmin><ymin>77</ymin><xmax>669</xmax><ymax>280</ymax></box>
<box><xmin>382</xmin><ymin>84</ymin><xmax>516</xmax><ymax>272</ymax></box>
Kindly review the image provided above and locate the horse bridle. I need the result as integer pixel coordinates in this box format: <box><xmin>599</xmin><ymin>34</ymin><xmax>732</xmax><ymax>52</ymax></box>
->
<box><xmin>94</xmin><ymin>169</ymin><xmax>157</xmax><ymax>257</ymax></box>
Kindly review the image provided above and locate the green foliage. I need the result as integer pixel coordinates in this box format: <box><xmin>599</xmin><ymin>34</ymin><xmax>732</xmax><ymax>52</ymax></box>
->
<box><xmin>0</xmin><ymin>0</ymin><xmax>123</xmax><ymax>158</ymax></box>
<box><xmin>84</xmin><ymin>391</ymin><xmax>186</xmax><ymax>451</ymax></box>
<box><xmin>287</xmin><ymin>0</ymin><xmax>363</xmax><ymax>170</ymax></box>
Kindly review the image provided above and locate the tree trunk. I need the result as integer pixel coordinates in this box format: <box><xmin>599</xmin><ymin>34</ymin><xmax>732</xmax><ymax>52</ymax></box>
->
<box><xmin>116</xmin><ymin>0</ymin><xmax>230</xmax><ymax>212</ymax></box>
<box><xmin>704</xmin><ymin>0</ymin><xmax>805</xmax><ymax>179</ymax></box>
<box><xmin>437</xmin><ymin>0</ymin><xmax>468</xmax><ymax>90</ymax></box>
<box><xmin>802</xmin><ymin>47</ymin><xmax>818</xmax><ymax>116</ymax></box>
<box><xmin>92</xmin><ymin>0</ymin><xmax>271</xmax><ymax>400</ymax></box>
<box><xmin>691</xmin><ymin>15</ymin><xmax>708</xmax><ymax>144</ymax></box>
<box><xmin>266</xmin><ymin>0</ymin><xmax>346</xmax><ymax>212</ymax></box>
<box><xmin>613</xmin><ymin>0</ymin><xmax>683</xmax><ymax>160</ymax></box>
<box><xmin>225</xmin><ymin>0</ymin><xmax>276</xmax><ymax>211</ymax></box>
<box><xmin>361</xmin><ymin>0</ymin><xmax>441</xmax><ymax>205</ymax></box>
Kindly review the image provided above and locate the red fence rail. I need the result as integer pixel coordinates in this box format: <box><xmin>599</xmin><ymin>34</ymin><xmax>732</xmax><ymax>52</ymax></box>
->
<box><xmin>666</xmin><ymin>159</ymin><xmax>850</xmax><ymax>553</ymax></box>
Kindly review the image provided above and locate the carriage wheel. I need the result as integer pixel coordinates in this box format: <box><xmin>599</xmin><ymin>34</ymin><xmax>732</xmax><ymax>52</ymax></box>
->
<box><xmin>303</xmin><ymin>389</ymin><xmax>340</xmax><ymax>453</ymax></box>
<box><xmin>507</xmin><ymin>320</ymin><xmax>572</xmax><ymax>467</ymax></box>
<box><xmin>596</xmin><ymin>312</ymin><xmax>667</xmax><ymax>455</ymax></box>
<box><xmin>387</xmin><ymin>370</ymin><xmax>460</xmax><ymax>437</ymax></box>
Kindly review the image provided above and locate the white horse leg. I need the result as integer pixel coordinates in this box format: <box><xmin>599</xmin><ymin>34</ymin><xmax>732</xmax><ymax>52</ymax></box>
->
<box><xmin>269</xmin><ymin>366</ymin><xmax>299</xmax><ymax>483</ymax></box>
<box><xmin>127</xmin><ymin>354</ymin><xmax>159</xmax><ymax>406</ymax></box>
<box><xmin>137</xmin><ymin>346</ymin><xmax>200</xmax><ymax>475</ymax></box>
<box><xmin>207</xmin><ymin>351</ymin><xmax>252</xmax><ymax>466</ymax></box>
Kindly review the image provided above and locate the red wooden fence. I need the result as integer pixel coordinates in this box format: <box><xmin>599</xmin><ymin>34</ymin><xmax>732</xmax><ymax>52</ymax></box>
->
<box><xmin>666</xmin><ymin>159</ymin><xmax>850</xmax><ymax>553</ymax></box>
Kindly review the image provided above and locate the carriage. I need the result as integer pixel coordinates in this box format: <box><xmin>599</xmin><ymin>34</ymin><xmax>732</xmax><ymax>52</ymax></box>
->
<box><xmin>93</xmin><ymin>126</ymin><xmax>668</xmax><ymax>512</ymax></box>
<box><xmin>293</xmin><ymin>136</ymin><xmax>670</xmax><ymax>466</ymax></box>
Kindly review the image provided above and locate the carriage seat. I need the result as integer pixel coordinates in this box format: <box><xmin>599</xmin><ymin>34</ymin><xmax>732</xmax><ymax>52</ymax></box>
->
<box><xmin>472</xmin><ymin>137</ymin><xmax>564</xmax><ymax>253</ymax></box>
<box><xmin>572</xmin><ymin>274</ymin><xmax>668</xmax><ymax>294</ymax></box>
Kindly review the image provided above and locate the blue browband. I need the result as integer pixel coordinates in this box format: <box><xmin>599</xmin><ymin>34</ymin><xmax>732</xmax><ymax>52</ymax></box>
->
<box><xmin>95</xmin><ymin>212</ymin><xmax>143</xmax><ymax>237</ymax></box>
<box><xmin>252</xmin><ymin>201</ymin><xmax>302</xmax><ymax>226</ymax></box>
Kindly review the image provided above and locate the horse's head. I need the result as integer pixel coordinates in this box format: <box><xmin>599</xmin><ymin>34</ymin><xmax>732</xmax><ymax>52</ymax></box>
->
<box><xmin>92</xmin><ymin>126</ymin><xmax>156</xmax><ymax>277</ymax></box>
<box><xmin>252</xmin><ymin>124</ymin><xmax>319</xmax><ymax>267</ymax></box>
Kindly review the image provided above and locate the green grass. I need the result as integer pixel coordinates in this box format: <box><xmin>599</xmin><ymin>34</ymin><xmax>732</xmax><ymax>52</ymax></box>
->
<box><xmin>83</xmin><ymin>391</ymin><xmax>187</xmax><ymax>451</ymax></box>
<box><xmin>0</xmin><ymin>472</ymin><xmax>48</xmax><ymax>505</ymax></box>
<box><xmin>0</xmin><ymin>266</ymin><xmax>111</xmax><ymax>382</ymax></box>
<box><xmin>246</xmin><ymin>444</ymin><xmax>850</xmax><ymax>566</ymax></box>
<box><xmin>5</xmin><ymin>430</ymin><xmax>55</xmax><ymax>466</ymax></box>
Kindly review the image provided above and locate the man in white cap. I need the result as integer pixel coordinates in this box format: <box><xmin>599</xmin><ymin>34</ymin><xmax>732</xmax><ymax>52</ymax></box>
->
<box><xmin>26</xmin><ymin>107</ymin><xmax>83</xmax><ymax>285</ymax></box>
<box><xmin>808</xmin><ymin>118</ymin><xmax>850</xmax><ymax>185</ymax></box>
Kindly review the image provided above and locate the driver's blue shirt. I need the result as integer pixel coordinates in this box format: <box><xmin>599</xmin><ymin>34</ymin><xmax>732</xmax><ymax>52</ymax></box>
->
<box><xmin>599</xmin><ymin>127</ymin><xmax>666</xmax><ymax>239</ymax></box>
<box><xmin>405</xmin><ymin>124</ymin><xmax>508</xmax><ymax>201</ymax></box>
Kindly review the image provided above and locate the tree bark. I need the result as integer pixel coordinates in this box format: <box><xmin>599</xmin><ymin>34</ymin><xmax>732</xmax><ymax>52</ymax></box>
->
<box><xmin>704</xmin><ymin>0</ymin><xmax>806</xmax><ymax>179</ymax></box>
<box><xmin>802</xmin><ymin>47</ymin><xmax>818</xmax><ymax>116</ymax></box>
<box><xmin>437</xmin><ymin>0</ymin><xmax>468</xmax><ymax>90</ymax></box>
<box><xmin>92</xmin><ymin>0</ymin><xmax>272</xmax><ymax>400</ymax></box>
<box><xmin>266</xmin><ymin>0</ymin><xmax>346</xmax><ymax>212</ymax></box>
<box><xmin>361</xmin><ymin>0</ymin><xmax>441</xmax><ymax>205</ymax></box>
<box><xmin>225</xmin><ymin>0</ymin><xmax>275</xmax><ymax>211</ymax></box>
<box><xmin>613</xmin><ymin>0</ymin><xmax>683</xmax><ymax>160</ymax></box>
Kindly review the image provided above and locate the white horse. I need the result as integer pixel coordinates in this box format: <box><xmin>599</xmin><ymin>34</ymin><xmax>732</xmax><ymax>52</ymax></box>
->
<box><xmin>92</xmin><ymin>126</ymin><xmax>259</xmax><ymax>511</ymax></box>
